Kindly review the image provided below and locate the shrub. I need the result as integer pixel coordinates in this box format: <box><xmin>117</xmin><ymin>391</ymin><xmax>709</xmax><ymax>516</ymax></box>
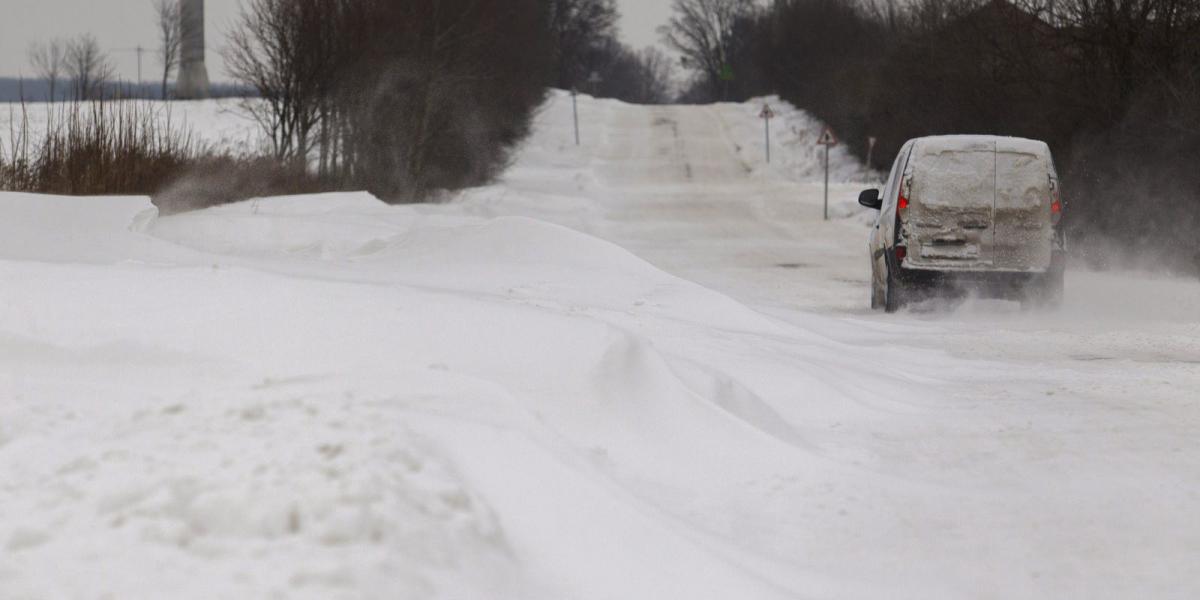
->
<box><xmin>1</xmin><ymin>99</ymin><xmax>330</xmax><ymax>214</ymax></box>
<box><xmin>2</xmin><ymin>100</ymin><xmax>199</xmax><ymax>195</ymax></box>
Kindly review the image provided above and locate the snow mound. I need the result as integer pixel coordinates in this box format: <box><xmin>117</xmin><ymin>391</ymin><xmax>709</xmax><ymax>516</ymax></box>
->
<box><xmin>0</xmin><ymin>193</ymin><xmax>163</xmax><ymax>263</ymax></box>
<box><xmin>231</xmin><ymin>191</ymin><xmax>392</xmax><ymax>215</ymax></box>
<box><xmin>1</xmin><ymin>370</ymin><xmax>515</xmax><ymax>598</ymax></box>
<box><xmin>151</xmin><ymin>196</ymin><xmax>786</xmax><ymax>335</ymax></box>
<box><xmin>723</xmin><ymin>95</ymin><xmax>876</xmax><ymax>185</ymax></box>
<box><xmin>1</xmin><ymin>187</ymin><xmax>823</xmax><ymax>598</ymax></box>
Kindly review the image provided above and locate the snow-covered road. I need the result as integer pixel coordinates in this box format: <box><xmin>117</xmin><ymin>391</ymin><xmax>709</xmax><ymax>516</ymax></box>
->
<box><xmin>2</xmin><ymin>94</ymin><xmax>1198</xmax><ymax>599</ymax></box>
<box><xmin>459</xmin><ymin>96</ymin><xmax>1200</xmax><ymax>598</ymax></box>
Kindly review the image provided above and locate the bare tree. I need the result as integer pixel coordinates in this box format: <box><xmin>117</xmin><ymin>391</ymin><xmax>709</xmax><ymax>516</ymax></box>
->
<box><xmin>548</xmin><ymin>0</ymin><xmax>620</xmax><ymax>89</ymax></box>
<box><xmin>66</xmin><ymin>34</ymin><xmax>115</xmax><ymax>101</ymax></box>
<box><xmin>659</xmin><ymin>0</ymin><xmax>756</xmax><ymax>101</ymax></box>
<box><xmin>225</xmin><ymin>0</ymin><xmax>551</xmax><ymax>199</ymax></box>
<box><xmin>27</xmin><ymin>39</ymin><xmax>67</xmax><ymax>102</ymax></box>
<box><xmin>153</xmin><ymin>0</ymin><xmax>182</xmax><ymax>100</ymax></box>
<box><xmin>636</xmin><ymin>47</ymin><xmax>676</xmax><ymax>103</ymax></box>
<box><xmin>224</xmin><ymin>0</ymin><xmax>338</xmax><ymax>163</ymax></box>
<box><xmin>584</xmin><ymin>40</ymin><xmax>676</xmax><ymax>104</ymax></box>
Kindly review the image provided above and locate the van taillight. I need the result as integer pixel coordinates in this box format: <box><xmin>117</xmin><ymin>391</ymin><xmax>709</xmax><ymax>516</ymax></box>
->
<box><xmin>1051</xmin><ymin>193</ymin><xmax>1062</xmax><ymax>225</ymax></box>
<box><xmin>899</xmin><ymin>195</ymin><xmax>909</xmax><ymax>210</ymax></box>
<box><xmin>895</xmin><ymin>246</ymin><xmax>907</xmax><ymax>261</ymax></box>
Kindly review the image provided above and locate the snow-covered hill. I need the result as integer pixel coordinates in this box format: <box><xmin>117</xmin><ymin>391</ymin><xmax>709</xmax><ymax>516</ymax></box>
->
<box><xmin>2</xmin><ymin>94</ymin><xmax>1199</xmax><ymax>600</ymax></box>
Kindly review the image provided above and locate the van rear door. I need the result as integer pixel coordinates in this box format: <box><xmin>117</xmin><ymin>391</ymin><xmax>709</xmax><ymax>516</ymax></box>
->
<box><xmin>907</xmin><ymin>138</ymin><xmax>995</xmax><ymax>269</ymax></box>
<box><xmin>994</xmin><ymin>139</ymin><xmax>1054</xmax><ymax>271</ymax></box>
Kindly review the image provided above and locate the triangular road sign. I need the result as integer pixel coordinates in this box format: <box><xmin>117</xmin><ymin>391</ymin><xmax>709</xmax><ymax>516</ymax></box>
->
<box><xmin>759</xmin><ymin>104</ymin><xmax>775</xmax><ymax>120</ymax></box>
<box><xmin>817</xmin><ymin>128</ymin><xmax>838</xmax><ymax>146</ymax></box>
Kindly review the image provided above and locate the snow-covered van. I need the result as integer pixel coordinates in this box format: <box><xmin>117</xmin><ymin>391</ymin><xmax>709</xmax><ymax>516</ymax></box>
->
<box><xmin>859</xmin><ymin>135</ymin><xmax>1066</xmax><ymax>312</ymax></box>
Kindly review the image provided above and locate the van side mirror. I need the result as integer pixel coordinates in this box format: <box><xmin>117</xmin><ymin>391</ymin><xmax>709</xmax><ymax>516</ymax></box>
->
<box><xmin>858</xmin><ymin>189</ymin><xmax>882</xmax><ymax>210</ymax></box>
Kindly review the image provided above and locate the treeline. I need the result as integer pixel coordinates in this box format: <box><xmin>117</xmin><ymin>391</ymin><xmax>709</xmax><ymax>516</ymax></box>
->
<box><xmin>5</xmin><ymin>0</ymin><xmax>673</xmax><ymax>207</ymax></box>
<box><xmin>4</xmin><ymin>1</ymin><xmax>554</xmax><ymax>207</ymax></box>
<box><xmin>220</xmin><ymin>0</ymin><xmax>551</xmax><ymax>202</ymax></box>
<box><xmin>549</xmin><ymin>0</ymin><xmax>675</xmax><ymax>104</ymax></box>
<box><xmin>219</xmin><ymin>0</ymin><xmax>671</xmax><ymax>204</ymax></box>
<box><xmin>664</xmin><ymin>0</ymin><xmax>1200</xmax><ymax>272</ymax></box>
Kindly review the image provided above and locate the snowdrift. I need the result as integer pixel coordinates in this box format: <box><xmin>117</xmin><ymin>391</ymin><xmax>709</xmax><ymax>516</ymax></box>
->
<box><xmin>0</xmin><ymin>193</ymin><xmax>164</xmax><ymax>263</ymax></box>
<box><xmin>0</xmin><ymin>191</ymin><xmax>864</xmax><ymax>599</ymax></box>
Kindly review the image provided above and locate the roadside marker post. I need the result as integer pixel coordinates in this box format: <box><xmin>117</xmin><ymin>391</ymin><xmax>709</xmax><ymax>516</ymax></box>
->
<box><xmin>571</xmin><ymin>87</ymin><xmax>580</xmax><ymax>146</ymax></box>
<box><xmin>817</xmin><ymin>128</ymin><xmax>839</xmax><ymax>221</ymax></box>
<box><xmin>759</xmin><ymin>104</ymin><xmax>776</xmax><ymax>164</ymax></box>
<box><xmin>867</xmin><ymin>136</ymin><xmax>878</xmax><ymax>171</ymax></box>
<box><xmin>571</xmin><ymin>72</ymin><xmax>603</xmax><ymax>147</ymax></box>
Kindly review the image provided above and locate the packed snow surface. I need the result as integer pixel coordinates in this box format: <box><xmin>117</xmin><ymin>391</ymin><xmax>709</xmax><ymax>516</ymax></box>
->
<box><xmin>2</xmin><ymin>92</ymin><xmax>1199</xmax><ymax>599</ymax></box>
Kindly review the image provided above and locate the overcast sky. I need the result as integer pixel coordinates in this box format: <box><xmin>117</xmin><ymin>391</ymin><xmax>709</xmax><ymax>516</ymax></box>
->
<box><xmin>0</xmin><ymin>0</ymin><xmax>675</xmax><ymax>81</ymax></box>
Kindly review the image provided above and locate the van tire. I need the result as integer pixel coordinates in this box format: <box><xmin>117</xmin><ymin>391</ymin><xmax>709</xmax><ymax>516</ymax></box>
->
<box><xmin>884</xmin><ymin>264</ymin><xmax>906</xmax><ymax>313</ymax></box>
<box><xmin>871</xmin><ymin>269</ymin><xmax>884</xmax><ymax>310</ymax></box>
<box><xmin>1021</xmin><ymin>268</ymin><xmax>1064</xmax><ymax>310</ymax></box>
<box><xmin>1043</xmin><ymin>267</ymin><xmax>1065</xmax><ymax>308</ymax></box>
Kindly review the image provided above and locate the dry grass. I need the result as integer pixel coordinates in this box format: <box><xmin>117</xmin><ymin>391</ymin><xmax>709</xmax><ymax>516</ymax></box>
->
<box><xmin>2</xmin><ymin>100</ymin><xmax>199</xmax><ymax>195</ymax></box>
<box><xmin>1</xmin><ymin>100</ymin><xmax>329</xmax><ymax>213</ymax></box>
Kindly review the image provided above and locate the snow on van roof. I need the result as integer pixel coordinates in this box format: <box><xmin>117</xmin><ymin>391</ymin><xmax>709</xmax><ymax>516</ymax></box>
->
<box><xmin>911</xmin><ymin>135</ymin><xmax>1051</xmax><ymax>157</ymax></box>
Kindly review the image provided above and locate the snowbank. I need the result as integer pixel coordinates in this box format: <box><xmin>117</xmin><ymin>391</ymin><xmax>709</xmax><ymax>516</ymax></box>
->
<box><xmin>0</xmin><ymin>192</ymin><xmax>183</xmax><ymax>264</ymax></box>
<box><xmin>0</xmin><ymin>190</ymin><xmax>842</xmax><ymax>599</ymax></box>
<box><xmin>722</xmin><ymin>95</ymin><xmax>878</xmax><ymax>184</ymax></box>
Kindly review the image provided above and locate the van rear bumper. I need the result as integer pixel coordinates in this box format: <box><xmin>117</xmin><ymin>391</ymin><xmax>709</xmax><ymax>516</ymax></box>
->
<box><xmin>896</xmin><ymin>252</ymin><xmax>1065</xmax><ymax>299</ymax></box>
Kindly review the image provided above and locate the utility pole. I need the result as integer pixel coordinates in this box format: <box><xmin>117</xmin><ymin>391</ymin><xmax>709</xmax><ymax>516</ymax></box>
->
<box><xmin>113</xmin><ymin>45</ymin><xmax>148</xmax><ymax>94</ymax></box>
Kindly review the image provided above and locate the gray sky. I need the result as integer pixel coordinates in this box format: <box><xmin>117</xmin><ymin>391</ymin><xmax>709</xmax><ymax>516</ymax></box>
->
<box><xmin>0</xmin><ymin>0</ymin><xmax>675</xmax><ymax>81</ymax></box>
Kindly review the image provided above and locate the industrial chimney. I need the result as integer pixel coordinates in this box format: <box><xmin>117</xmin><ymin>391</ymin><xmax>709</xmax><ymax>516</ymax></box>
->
<box><xmin>176</xmin><ymin>0</ymin><xmax>210</xmax><ymax>99</ymax></box>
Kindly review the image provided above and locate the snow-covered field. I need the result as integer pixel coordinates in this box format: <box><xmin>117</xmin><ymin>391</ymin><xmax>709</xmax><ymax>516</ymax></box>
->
<box><xmin>2</xmin><ymin>92</ymin><xmax>1199</xmax><ymax>599</ymax></box>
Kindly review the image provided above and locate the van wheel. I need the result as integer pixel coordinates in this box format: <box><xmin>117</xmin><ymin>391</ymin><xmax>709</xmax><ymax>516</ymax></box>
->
<box><xmin>884</xmin><ymin>265</ymin><xmax>906</xmax><ymax>313</ymax></box>
<box><xmin>1021</xmin><ymin>269</ymin><xmax>1064</xmax><ymax>310</ymax></box>
<box><xmin>1041</xmin><ymin>266</ymin><xmax>1070</xmax><ymax>304</ymax></box>
<box><xmin>1044</xmin><ymin>267</ymin><xmax>1065</xmax><ymax>307</ymax></box>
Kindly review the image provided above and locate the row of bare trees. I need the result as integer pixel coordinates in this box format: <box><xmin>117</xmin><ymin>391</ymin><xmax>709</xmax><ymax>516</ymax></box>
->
<box><xmin>548</xmin><ymin>0</ymin><xmax>676</xmax><ymax>104</ymax></box>
<box><xmin>224</xmin><ymin>0</ymin><xmax>552</xmax><ymax>201</ymax></box>
<box><xmin>27</xmin><ymin>35</ymin><xmax>115</xmax><ymax>101</ymax></box>
<box><xmin>25</xmin><ymin>0</ymin><xmax>184</xmax><ymax>101</ymax></box>
<box><xmin>153</xmin><ymin>0</ymin><xmax>183</xmax><ymax>100</ymax></box>
<box><xmin>662</xmin><ymin>0</ymin><xmax>1200</xmax><ymax>272</ymax></box>
<box><xmin>659</xmin><ymin>0</ymin><xmax>756</xmax><ymax>102</ymax></box>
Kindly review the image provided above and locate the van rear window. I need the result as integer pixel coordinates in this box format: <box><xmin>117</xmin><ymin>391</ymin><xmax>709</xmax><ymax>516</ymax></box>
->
<box><xmin>911</xmin><ymin>148</ymin><xmax>995</xmax><ymax>208</ymax></box>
